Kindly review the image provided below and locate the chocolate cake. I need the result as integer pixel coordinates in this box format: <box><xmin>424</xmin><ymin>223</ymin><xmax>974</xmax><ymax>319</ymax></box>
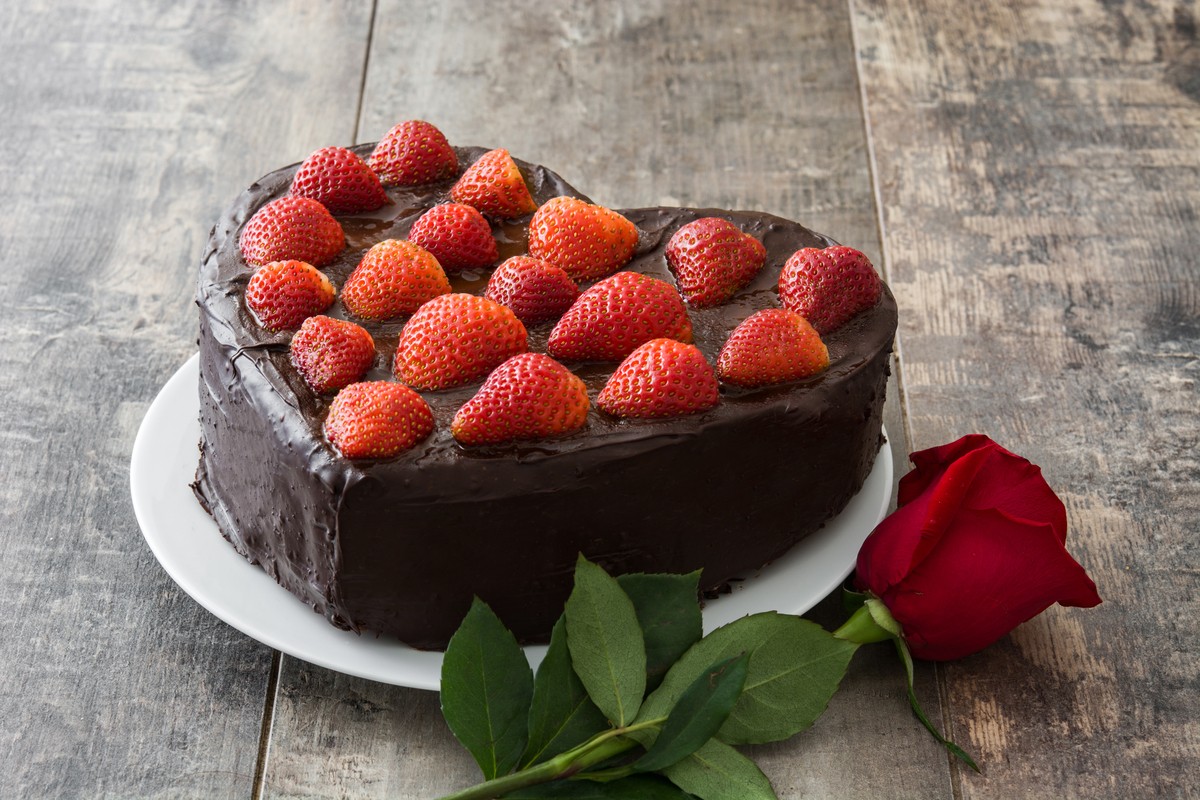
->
<box><xmin>193</xmin><ymin>140</ymin><xmax>897</xmax><ymax>650</ymax></box>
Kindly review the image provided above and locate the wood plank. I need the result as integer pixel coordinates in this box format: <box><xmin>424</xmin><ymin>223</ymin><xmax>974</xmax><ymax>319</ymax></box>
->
<box><xmin>261</xmin><ymin>1</ymin><xmax>944</xmax><ymax>798</ymax></box>
<box><xmin>852</xmin><ymin>0</ymin><xmax>1200</xmax><ymax>796</ymax></box>
<box><xmin>0</xmin><ymin>1</ymin><xmax>372</xmax><ymax>796</ymax></box>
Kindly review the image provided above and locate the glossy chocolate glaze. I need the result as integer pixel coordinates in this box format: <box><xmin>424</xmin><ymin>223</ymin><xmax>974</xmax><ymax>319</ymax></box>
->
<box><xmin>193</xmin><ymin>145</ymin><xmax>897</xmax><ymax>649</ymax></box>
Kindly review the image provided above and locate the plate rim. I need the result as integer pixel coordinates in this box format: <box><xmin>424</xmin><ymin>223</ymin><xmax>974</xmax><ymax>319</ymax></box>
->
<box><xmin>131</xmin><ymin>354</ymin><xmax>892</xmax><ymax>691</ymax></box>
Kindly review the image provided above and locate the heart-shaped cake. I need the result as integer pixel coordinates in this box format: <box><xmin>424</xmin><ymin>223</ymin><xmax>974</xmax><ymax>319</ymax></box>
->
<box><xmin>193</xmin><ymin>121</ymin><xmax>897</xmax><ymax>649</ymax></box>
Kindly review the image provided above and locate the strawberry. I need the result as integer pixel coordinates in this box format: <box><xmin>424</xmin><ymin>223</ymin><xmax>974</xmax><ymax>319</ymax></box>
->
<box><xmin>484</xmin><ymin>256</ymin><xmax>580</xmax><ymax>325</ymax></box>
<box><xmin>666</xmin><ymin>217</ymin><xmax>766</xmax><ymax>307</ymax></box>
<box><xmin>289</xmin><ymin>315</ymin><xmax>377</xmax><ymax>394</ymax></box>
<box><xmin>716</xmin><ymin>308</ymin><xmax>829</xmax><ymax>388</ymax></box>
<box><xmin>244</xmin><ymin>260</ymin><xmax>335</xmax><ymax>331</ymax></box>
<box><xmin>597</xmin><ymin>339</ymin><xmax>720</xmax><ymax>419</ymax></box>
<box><xmin>547</xmin><ymin>271</ymin><xmax>692</xmax><ymax>362</ymax></box>
<box><xmin>368</xmin><ymin>120</ymin><xmax>458</xmax><ymax>186</ymax></box>
<box><xmin>290</xmin><ymin>146</ymin><xmax>390</xmax><ymax>214</ymax></box>
<box><xmin>324</xmin><ymin>381</ymin><xmax>434</xmax><ymax>459</ymax></box>
<box><xmin>527</xmin><ymin>196</ymin><xmax>639</xmax><ymax>282</ymax></box>
<box><xmin>449</xmin><ymin>148</ymin><xmax>537</xmax><ymax>219</ymax></box>
<box><xmin>341</xmin><ymin>239</ymin><xmax>450</xmax><ymax>321</ymax></box>
<box><xmin>239</xmin><ymin>196</ymin><xmax>345</xmax><ymax>267</ymax></box>
<box><xmin>393</xmin><ymin>294</ymin><xmax>528</xmax><ymax>390</ymax></box>
<box><xmin>451</xmin><ymin>353</ymin><xmax>589</xmax><ymax>446</ymax></box>
<box><xmin>406</xmin><ymin>203</ymin><xmax>498</xmax><ymax>273</ymax></box>
<box><xmin>778</xmin><ymin>245</ymin><xmax>881</xmax><ymax>334</ymax></box>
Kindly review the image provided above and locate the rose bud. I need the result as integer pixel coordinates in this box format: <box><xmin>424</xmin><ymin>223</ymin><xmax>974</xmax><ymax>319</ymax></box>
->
<box><xmin>852</xmin><ymin>434</ymin><xmax>1101</xmax><ymax>661</ymax></box>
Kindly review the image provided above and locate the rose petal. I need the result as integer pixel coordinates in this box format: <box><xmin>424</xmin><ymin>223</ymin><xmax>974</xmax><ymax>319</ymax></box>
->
<box><xmin>883</xmin><ymin>506</ymin><xmax>1102</xmax><ymax>660</ymax></box>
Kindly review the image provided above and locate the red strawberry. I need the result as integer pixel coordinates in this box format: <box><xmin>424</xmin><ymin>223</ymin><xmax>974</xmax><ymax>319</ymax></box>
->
<box><xmin>368</xmin><ymin>120</ymin><xmax>458</xmax><ymax>186</ymax></box>
<box><xmin>547</xmin><ymin>272</ymin><xmax>692</xmax><ymax>362</ymax></box>
<box><xmin>778</xmin><ymin>246</ymin><xmax>881</xmax><ymax>334</ymax></box>
<box><xmin>324</xmin><ymin>381</ymin><xmax>434</xmax><ymax>459</ymax></box>
<box><xmin>407</xmin><ymin>203</ymin><xmax>498</xmax><ymax>273</ymax></box>
<box><xmin>449</xmin><ymin>148</ymin><xmax>537</xmax><ymax>219</ymax></box>
<box><xmin>289</xmin><ymin>315</ymin><xmax>377</xmax><ymax>394</ymax></box>
<box><xmin>716</xmin><ymin>308</ymin><xmax>829</xmax><ymax>388</ymax></box>
<box><xmin>597</xmin><ymin>339</ymin><xmax>720</xmax><ymax>419</ymax></box>
<box><xmin>666</xmin><ymin>217</ymin><xmax>766</xmax><ymax>307</ymax></box>
<box><xmin>239</xmin><ymin>196</ymin><xmax>345</xmax><ymax>267</ymax></box>
<box><xmin>527</xmin><ymin>196</ymin><xmax>639</xmax><ymax>282</ymax></box>
<box><xmin>451</xmin><ymin>353</ymin><xmax>589</xmax><ymax>446</ymax></box>
<box><xmin>341</xmin><ymin>239</ymin><xmax>450</xmax><ymax>320</ymax></box>
<box><xmin>290</xmin><ymin>146</ymin><xmax>390</xmax><ymax>214</ymax></box>
<box><xmin>484</xmin><ymin>256</ymin><xmax>580</xmax><ymax>325</ymax></box>
<box><xmin>393</xmin><ymin>294</ymin><xmax>528</xmax><ymax>390</ymax></box>
<box><xmin>244</xmin><ymin>260</ymin><xmax>335</xmax><ymax>331</ymax></box>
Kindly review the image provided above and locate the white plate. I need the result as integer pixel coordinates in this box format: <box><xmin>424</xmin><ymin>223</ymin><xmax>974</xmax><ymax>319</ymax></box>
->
<box><xmin>131</xmin><ymin>355</ymin><xmax>893</xmax><ymax>691</ymax></box>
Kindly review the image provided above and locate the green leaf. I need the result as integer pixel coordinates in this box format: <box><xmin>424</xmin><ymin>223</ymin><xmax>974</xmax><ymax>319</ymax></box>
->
<box><xmin>635</xmin><ymin>653</ymin><xmax>749</xmax><ymax>772</ymax></box>
<box><xmin>565</xmin><ymin>556</ymin><xmax>647</xmax><ymax>726</ymax></box>
<box><xmin>893</xmin><ymin>636</ymin><xmax>981</xmax><ymax>772</ymax></box>
<box><xmin>504</xmin><ymin>774</ymin><xmax>696</xmax><ymax>799</ymax></box>
<box><xmin>662</xmin><ymin>739</ymin><xmax>777</xmax><ymax>800</ymax></box>
<box><xmin>639</xmin><ymin>612</ymin><xmax>857</xmax><ymax>744</ymax></box>
<box><xmin>617</xmin><ymin>572</ymin><xmax>703</xmax><ymax>693</ymax></box>
<box><xmin>842</xmin><ymin>585</ymin><xmax>869</xmax><ymax>615</ymax></box>
<box><xmin>522</xmin><ymin>617</ymin><xmax>610</xmax><ymax>767</ymax></box>
<box><xmin>440</xmin><ymin>597</ymin><xmax>534</xmax><ymax>780</ymax></box>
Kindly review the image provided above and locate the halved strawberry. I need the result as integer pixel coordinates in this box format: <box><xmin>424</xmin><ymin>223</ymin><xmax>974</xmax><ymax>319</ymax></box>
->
<box><xmin>597</xmin><ymin>339</ymin><xmax>720</xmax><ymax>420</ymax></box>
<box><xmin>716</xmin><ymin>308</ymin><xmax>829</xmax><ymax>388</ymax></box>
<box><xmin>778</xmin><ymin>245</ymin><xmax>881</xmax><ymax>334</ymax></box>
<box><xmin>368</xmin><ymin>120</ymin><xmax>458</xmax><ymax>186</ymax></box>
<box><xmin>393</xmin><ymin>294</ymin><xmax>528</xmax><ymax>390</ymax></box>
<box><xmin>666</xmin><ymin>217</ymin><xmax>766</xmax><ymax>307</ymax></box>
<box><xmin>449</xmin><ymin>148</ymin><xmax>537</xmax><ymax>219</ymax></box>
<box><xmin>244</xmin><ymin>260</ymin><xmax>335</xmax><ymax>331</ymax></box>
<box><xmin>290</xmin><ymin>315</ymin><xmax>377</xmax><ymax>394</ymax></box>
<box><xmin>239</xmin><ymin>196</ymin><xmax>345</xmax><ymax>267</ymax></box>
<box><xmin>547</xmin><ymin>272</ymin><xmax>692</xmax><ymax>362</ymax></box>
<box><xmin>407</xmin><ymin>203</ymin><xmax>498</xmax><ymax>273</ymax></box>
<box><xmin>484</xmin><ymin>256</ymin><xmax>580</xmax><ymax>325</ymax></box>
<box><xmin>341</xmin><ymin>239</ymin><xmax>450</xmax><ymax>321</ymax></box>
<box><xmin>291</xmin><ymin>146</ymin><xmax>390</xmax><ymax>214</ymax></box>
<box><xmin>527</xmin><ymin>196</ymin><xmax>639</xmax><ymax>282</ymax></box>
<box><xmin>451</xmin><ymin>353</ymin><xmax>589</xmax><ymax>446</ymax></box>
<box><xmin>324</xmin><ymin>381</ymin><xmax>434</xmax><ymax>459</ymax></box>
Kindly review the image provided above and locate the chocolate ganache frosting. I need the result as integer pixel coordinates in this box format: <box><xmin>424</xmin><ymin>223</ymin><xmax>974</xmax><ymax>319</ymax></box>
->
<box><xmin>194</xmin><ymin>144</ymin><xmax>897</xmax><ymax>649</ymax></box>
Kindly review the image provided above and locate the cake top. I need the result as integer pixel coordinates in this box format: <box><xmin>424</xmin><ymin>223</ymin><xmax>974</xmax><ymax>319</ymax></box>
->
<box><xmin>199</xmin><ymin>121</ymin><xmax>896</xmax><ymax>464</ymax></box>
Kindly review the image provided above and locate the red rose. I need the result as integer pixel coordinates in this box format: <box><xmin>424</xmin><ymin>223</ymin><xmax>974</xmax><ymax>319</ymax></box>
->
<box><xmin>855</xmin><ymin>434</ymin><xmax>1102</xmax><ymax>660</ymax></box>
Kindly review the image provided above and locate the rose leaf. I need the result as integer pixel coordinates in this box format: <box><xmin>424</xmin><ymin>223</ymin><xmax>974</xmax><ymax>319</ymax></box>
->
<box><xmin>565</xmin><ymin>555</ymin><xmax>647</xmax><ymax>727</ymax></box>
<box><xmin>440</xmin><ymin>597</ymin><xmax>534</xmax><ymax>780</ymax></box>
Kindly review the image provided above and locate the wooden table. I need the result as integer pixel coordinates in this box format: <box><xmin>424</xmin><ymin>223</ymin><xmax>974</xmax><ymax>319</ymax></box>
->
<box><xmin>3</xmin><ymin>1</ymin><xmax>1196</xmax><ymax>797</ymax></box>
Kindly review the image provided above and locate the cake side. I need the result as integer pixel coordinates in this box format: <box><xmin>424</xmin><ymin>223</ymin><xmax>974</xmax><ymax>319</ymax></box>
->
<box><xmin>194</xmin><ymin>145</ymin><xmax>897</xmax><ymax>648</ymax></box>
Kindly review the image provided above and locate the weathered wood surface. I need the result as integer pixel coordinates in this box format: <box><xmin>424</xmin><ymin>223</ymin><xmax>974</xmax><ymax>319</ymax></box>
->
<box><xmin>2</xmin><ymin>0</ymin><xmax>1195</xmax><ymax>797</ymax></box>
<box><xmin>854</xmin><ymin>0</ymin><xmax>1200</xmax><ymax>797</ymax></box>
<box><xmin>0</xmin><ymin>1</ymin><xmax>372</xmax><ymax>797</ymax></box>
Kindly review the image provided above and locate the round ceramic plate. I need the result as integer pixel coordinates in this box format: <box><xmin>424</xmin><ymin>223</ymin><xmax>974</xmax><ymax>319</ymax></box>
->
<box><xmin>131</xmin><ymin>355</ymin><xmax>893</xmax><ymax>691</ymax></box>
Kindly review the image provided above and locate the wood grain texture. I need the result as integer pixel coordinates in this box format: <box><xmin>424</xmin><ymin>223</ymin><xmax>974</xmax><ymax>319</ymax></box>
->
<box><xmin>853</xmin><ymin>0</ymin><xmax>1200</xmax><ymax>796</ymax></box>
<box><xmin>260</xmin><ymin>1</ymin><xmax>937</xmax><ymax>798</ymax></box>
<box><xmin>0</xmin><ymin>1</ymin><xmax>371</xmax><ymax>796</ymax></box>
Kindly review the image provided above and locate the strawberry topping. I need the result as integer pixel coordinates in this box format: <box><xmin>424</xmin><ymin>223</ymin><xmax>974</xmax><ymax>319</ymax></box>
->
<box><xmin>407</xmin><ymin>203</ymin><xmax>498</xmax><ymax>273</ymax></box>
<box><xmin>291</xmin><ymin>146</ymin><xmax>390</xmax><ymax>214</ymax></box>
<box><xmin>597</xmin><ymin>339</ymin><xmax>720</xmax><ymax>420</ymax></box>
<box><xmin>547</xmin><ymin>271</ymin><xmax>692</xmax><ymax>362</ymax></box>
<box><xmin>239</xmin><ymin>196</ymin><xmax>345</xmax><ymax>268</ymax></box>
<box><xmin>527</xmin><ymin>196</ymin><xmax>638</xmax><ymax>282</ymax></box>
<box><xmin>716</xmin><ymin>308</ymin><xmax>829</xmax><ymax>388</ymax></box>
<box><xmin>393</xmin><ymin>294</ymin><xmax>528</xmax><ymax>390</ymax></box>
<box><xmin>324</xmin><ymin>381</ymin><xmax>434</xmax><ymax>459</ymax></box>
<box><xmin>451</xmin><ymin>353</ymin><xmax>589</xmax><ymax>446</ymax></box>
<box><xmin>484</xmin><ymin>256</ymin><xmax>580</xmax><ymax>325</ymax></box>
<box><xmin>244</xmin><ymin>260</ymin><xmax>335</xmax><ymax>331</ymax></box>
<box><xmin>666</xmin><ymin>217</ymin><xmax>766</xmax><ymax>307</ymax></box>
<box><xmin>290</xmin><ymin>315</ymin><xmax>377</xmax><ymax>394</ymax></box>
<box><xmin>368</xmin><ymin>120</ymin><xmax>458</xmax><ymax>186</ymax></box>
<box><xmin>778</xmin><ymin>245</ymin><xmax>881</xmax><ymax>334</ymax></box>
<box><xmin>449</xmin><ymin>148</ymin><xmax>537</xmax><ymax>219</ymax></box>
<box><xmin>341</xmin><ymin>239</ymin><xmax>451</xmax><ymax>321</ymax></box>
